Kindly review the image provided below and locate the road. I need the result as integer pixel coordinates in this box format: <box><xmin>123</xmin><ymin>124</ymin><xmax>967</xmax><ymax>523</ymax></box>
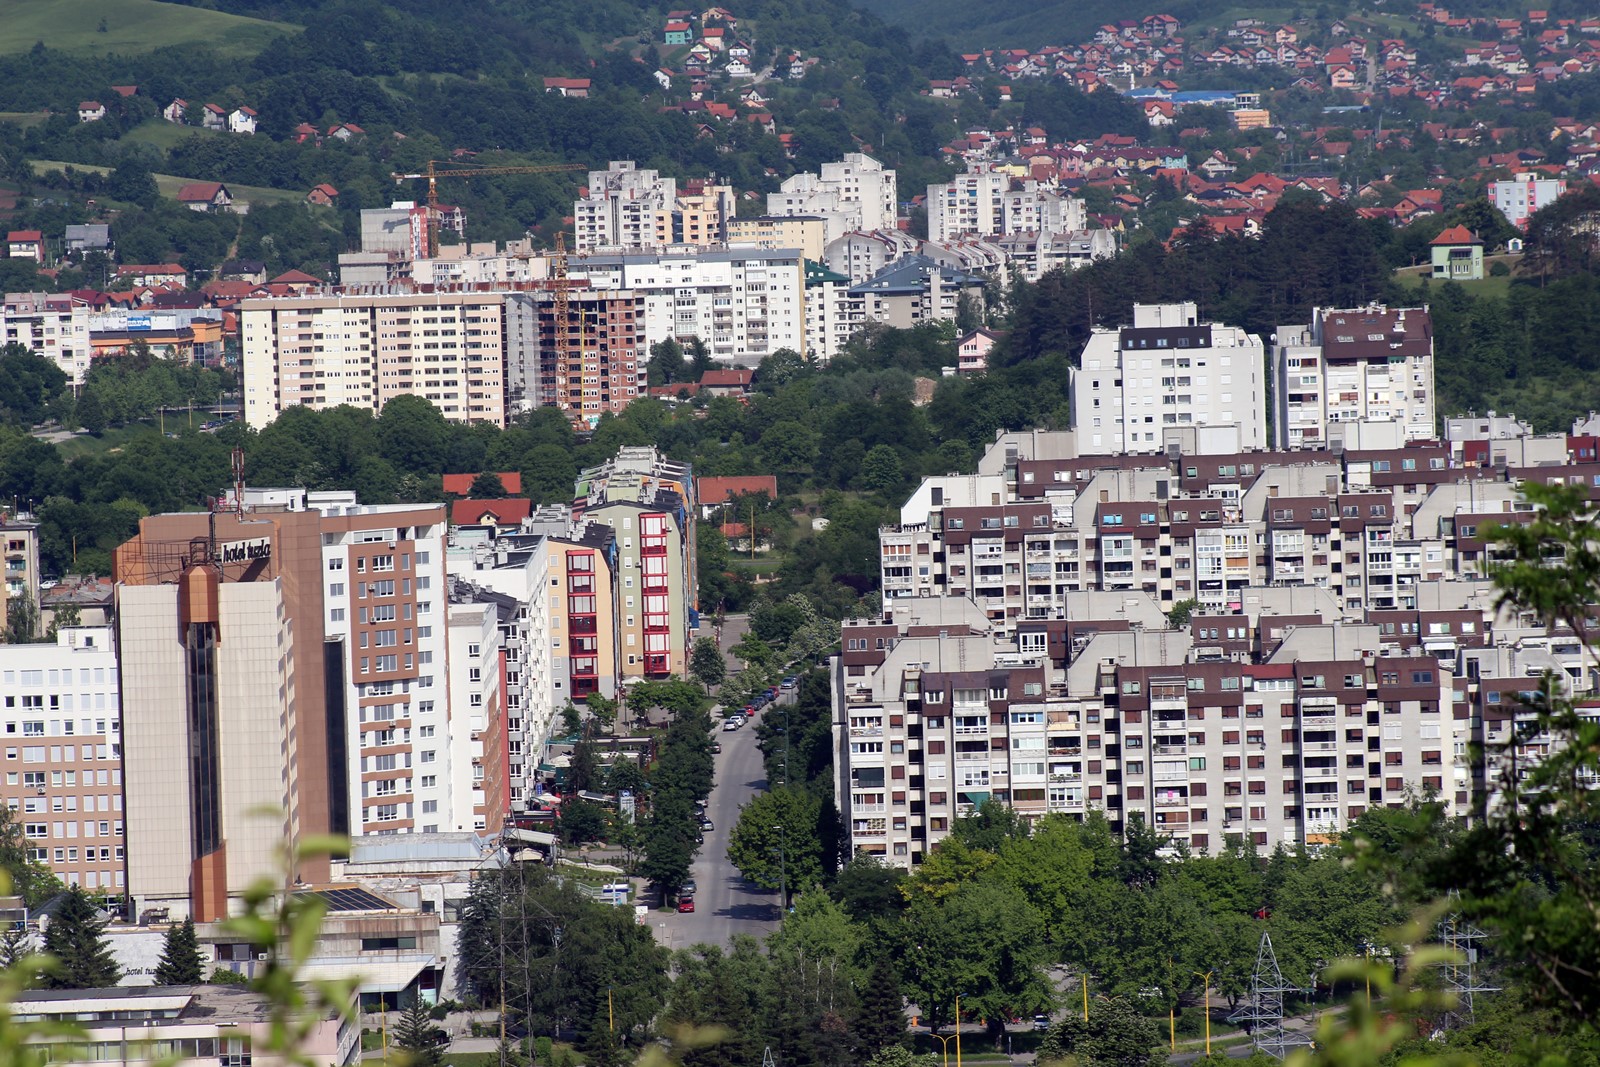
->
<box><xmin>648</xmin><ymin>688</ymin><xmax>791</xmax><ymax>952</ymax></box>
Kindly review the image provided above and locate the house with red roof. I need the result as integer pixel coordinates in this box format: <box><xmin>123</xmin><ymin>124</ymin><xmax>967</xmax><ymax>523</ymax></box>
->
<box><xmin>176</xmin><ymin>182</ymin><xmax>233</xmax><ymax>213</ymax></box>
<box><xmin>163</xmin><ymin>98</ymin><xmax>187</xmax><ymax>123</ymax></box>
<box><xmin>696</xmin><ymin>475</ymin><xmax>779</xmax><ymax>518</ymax></box>
<box><xmin>77</xmin><ymin>101</ymin><xmax>106</xmax><ymax>123</ymax></box>
<box><xmin>699</xmin><ymin>367</ymin><xmax>754</xmax><ymax>396</ymax></box>
<box><xmin>543</xmin><ymin>77</ymin><xmax>592</xmax><ymax>97</ymax></box>
<box><xmin>1430</xmin><ymin>225</ymin><xmax>1485</xmax><ymax>279</ymax></box>
<box><xmin>6</xmin><ymin>230</ymin><xmax>44</xmax><ymax>263</ymax></box>
<box><xmin>306</xmin><ymin>183</ymin><xmax>340</xmax><ymax>207</ymax></box>
<box><xmin>450</xmin><ymin>499</ymin><xmax>532</xmax><ymax>532</ymax></box>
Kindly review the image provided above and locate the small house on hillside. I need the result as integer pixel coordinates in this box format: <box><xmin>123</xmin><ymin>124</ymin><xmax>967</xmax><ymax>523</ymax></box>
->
<box><xmin>77</xmin><ymin>101</ymin><xmax>106</xmax><ymax>123</ymax></box>
<box><xmin>1430</xmin><ymin>224</ymin><xmax>1485</xmax><ymax>279</ymax></box>
<box><xmin>176</xmin><ymin>182</ymin><xmax>233</xmax><ymax>213</ymax></box>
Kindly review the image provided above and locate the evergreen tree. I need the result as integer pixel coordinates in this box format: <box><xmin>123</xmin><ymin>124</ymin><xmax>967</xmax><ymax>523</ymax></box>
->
<box><xmin>42</xmin><ymin>886</ymin><xmax>121</xmax><ymax>988</ymax></box>
<box><xmin>153</xmin><ymin>918</ymin><xmax>206</xmax><ymax>985</ymax></box>
<box><xmin>580</xmin><ymin>993</ymin><xmax>626</xmax><ymax>1067</ymax></box>
<box><xmin>392</xmin><ymin>1000</ymin><xmax>448</xmax><ymax>1067</ymax></box>
<box><xmin>855</xmin><ymin>955</ymin><xmax>908</xmax><ymax>1057</ymax></box>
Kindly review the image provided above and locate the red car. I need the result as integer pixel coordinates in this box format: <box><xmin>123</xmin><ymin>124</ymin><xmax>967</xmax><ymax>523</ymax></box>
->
<box><xmin>677</xmin><ymin>896</ymin><xmax>695</xmax><ymax>913</ymax></box>
<box><xmin>744</xmin><ymin>705</ymin><xmax>756</xmax><ymax>718</ymax></box>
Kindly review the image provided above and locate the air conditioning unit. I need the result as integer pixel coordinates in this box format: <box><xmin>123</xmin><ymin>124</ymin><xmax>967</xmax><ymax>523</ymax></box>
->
<box><xmin>256</xmin><ymin>953</ymin><xmax>270</xmax><ymax>962</ymax></box>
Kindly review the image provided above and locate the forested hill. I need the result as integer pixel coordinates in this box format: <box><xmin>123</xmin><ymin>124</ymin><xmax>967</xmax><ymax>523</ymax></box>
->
<box><xmin>850</xmin><ymin>0</ymin><xmax>1238</xmax><ymax>46</ymax></box>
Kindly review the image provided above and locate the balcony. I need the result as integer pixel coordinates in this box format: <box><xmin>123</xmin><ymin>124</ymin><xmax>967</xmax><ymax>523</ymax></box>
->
<box><xmin>1300</xmin><ymin>714</ymin><xmax>1337</xmax><ymax>727</ymax></box>
<box><xmin>1154</xmin><ymin>795</ymin><xmax>1189</xmax><ymax>808</ymax></box>
<box><xmin>849</xmin><ymin>726</ymin><xmax>884</xmax><ymax>738</ymax></box>
<box><xmin>852</xmin><ymin>803</ymin><xmax>887</xmax><ymax>815</ymax></box>
<box><xmin>1048</xmin><ymin>772</ymin><xmax>1082</xmax><ymax>783</ymax></box>
<box><xmin>1153</xmin><ymin>743</ymin><xmax>1188</xmax><ymax>756</ymax></box>
<box><xmin>955</xmin><ymin>751</ymin><xmax>990</xmax><ymax>763</ymax></box>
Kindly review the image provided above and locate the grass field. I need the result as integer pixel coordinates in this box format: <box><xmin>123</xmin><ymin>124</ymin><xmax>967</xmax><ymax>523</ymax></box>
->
<box><xmin>0</xmin><ymin>111</ymin><xmax>51</xmax><ymax>128</ymax></box>
<box><xmin>30</xmin><ymin>159</ymin><xmax>306</xmax><ymax>206</ymax></box>
<box><xmin>50</xmin><ymin>423</ymin><xmax>166</xmax><ymax>461</ymax></box>
<box><xmin>1394</xmin><ymin>258</ymin><xmax>1522</xmax><ymax>300</ymax></box>
<box><xmin>0</xmin><ymin>0</ymin><xmax>296</xmax><ymax>58</ymax></box>
<box><xmin>123</xmin><ymin>119</ymin><xmax>218</xmax><ymax>150</ymax></box>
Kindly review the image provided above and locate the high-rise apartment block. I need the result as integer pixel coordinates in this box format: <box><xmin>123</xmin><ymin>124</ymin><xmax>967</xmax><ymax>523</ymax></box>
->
<box><xmin>842</xmin><ymin>415</ymin><xmax>1600</xmax><ymax>867</ymax></box>
<box><xmin>1273</xmin><ymin>306</ymin><xmax>1436</xmax><ymax>450</ymax></box>
<box><xmin>1071</xmin><ymin>302</ymin><xmax>1267</xmax><ymax>455</ymax></box>
<box><xmin>573</xmin><ymin>162</ymin><xmax>734</xmax><ymax>253</ymax></box>
<box><xmin>241</xmin><ymin>291</ymin><xmax>521</xmax><ymax>428</ymax></box>
<box><xmin>3</xmin><ymin>292</ymin><xmax>93</xmax><ymax>384</ymax></box>
<box><xmin>0</xmin><ymin>626</ymin><xmax>125</xmax><ymax>892</ymax></box>
<box><xmin>114</xmin><ymin>490</ymin><xmax>457</xmax><ymax>920</ymax></box>
<box><xmin>576</xmin><ymin>448</ymin><xmax>697</xmax><ymax>682</ymax></box>
<box><xmin>2</xmin><ymin>512</ymin><xmax>41</xmax><ymax>640</ymax></box>
<box><xmin>575</xmin><ymin>247</ymin><xmax>805</xmax><ymax>363</ymax></box>
<box><xmin>767</xmin><ymin>153</ymin><xmax>897</xmax><ymax>244</ymax></box>
<box><xmin>925</xmin><ymin>164</ymin><xmax>1088</xmax><ymax>242</ymax></box>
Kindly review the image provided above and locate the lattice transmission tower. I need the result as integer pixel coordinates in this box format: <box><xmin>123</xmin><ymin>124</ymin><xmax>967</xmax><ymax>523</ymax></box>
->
<box><xmin>1227</xmin><ymin>931</ymin><xmax>1312</xmax><ymax>1059</ymax></box>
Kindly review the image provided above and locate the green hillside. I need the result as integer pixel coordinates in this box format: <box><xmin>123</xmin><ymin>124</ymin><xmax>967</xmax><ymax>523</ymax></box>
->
<box><xmin>853</xmin><ymin>0</ymin><xmax>1238</xmax><ymax>45</ymax></box>
<box><xmin>0</xmin><ymin>0</ymin><xmax>297</xmax><ymax>58</ymax></box>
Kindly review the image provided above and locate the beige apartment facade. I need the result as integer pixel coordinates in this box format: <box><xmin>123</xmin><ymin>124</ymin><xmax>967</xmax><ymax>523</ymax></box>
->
<box><xmin>241</xmin><ymin>291</ymin><xmax>520</xmax><ymax>429</ymax></box>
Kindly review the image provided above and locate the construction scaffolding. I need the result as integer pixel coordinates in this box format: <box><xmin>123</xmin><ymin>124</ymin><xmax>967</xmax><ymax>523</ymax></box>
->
<box><xmin>1227</xmin><ymin>932</ymin><xmax>1312</xmax><ymax>1059</ymax></box>
<box><xmin>1436</xmin><ymin>893</ymin><xmax>1499</xmax><ymax>1027</ymax></box>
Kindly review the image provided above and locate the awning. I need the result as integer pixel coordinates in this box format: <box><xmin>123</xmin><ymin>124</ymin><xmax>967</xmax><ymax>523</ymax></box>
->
<box><xmin>297</xmin><ymin>956</ymin><xmax>434</xmax><ymax>995</ymax></box>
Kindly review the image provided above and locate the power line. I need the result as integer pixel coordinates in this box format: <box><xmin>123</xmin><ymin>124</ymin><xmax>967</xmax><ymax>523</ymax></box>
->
<box><xmin>1227</xmin><ymin>931</ymin><xmax>1311</xmax><ymax>1060</ymax></box>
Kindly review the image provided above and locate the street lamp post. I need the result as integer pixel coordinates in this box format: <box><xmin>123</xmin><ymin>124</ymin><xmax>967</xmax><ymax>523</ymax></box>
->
<box><xmin>770</xmin><ymin>825</ymin><xmax>787</xmax><ymax>910</ymax></box>
<box><xmin>955</xmin><ymin>993</ymin><xmax>963</xmax><ymax>1067</ymax></box>
<box><xmin>1193</xmin><ymin>970</ymin><xmax>1214</xmax><ymax>1057</ymax></box>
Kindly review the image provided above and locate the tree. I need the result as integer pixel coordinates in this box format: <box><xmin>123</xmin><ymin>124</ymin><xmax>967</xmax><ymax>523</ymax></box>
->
<box><xmin>0</xmin><ymin>804</ymin><xmax>59</xmax><ymax>907</ymax></box>
<box><xmin>557</xmin><ymin>798</ymin><xmax>608</xmax><ymax>845</ymax></box>
<box><xmin>520</xmin><ymin>444</ymin><xmax>576</xmax><ymax>504</ymax></box>
<box><xmin>153</xmin><ymin>917</ymin><xmax>206</xmax><ymax>985</ymax></box>
<box><xmin>1435</xmin><ymin>481</ymin><xmax>1600</xmax><ymax>1024</ymax></box>
<box><xmin>726</xmin><ymin>787</ymin><xmax>825</xmax><ymax>907</ymax></box>
<box><xmin>42</xmin><ymin>886</ymin><xmax>121</xmax><ymax>988</ymax></box>
<box><xmin>858</xmin><ymin>444</ymin><xmax>905</xmax><ymax>495</ymax></box>
<box><xmin>856</xmin><ymin>955</ymin><xmax>909</xmax><ymax>1058</ymax></box>
<box><xmin>468</xmin><ymin>471</ymin><xmax>508</xmax><ymax>498</ymax></box>
<box><xmin>1041</xmin><ymin>995</ymin><xmax>1165</xmax><ymax>1067</ymax></box>
<box><xmin>393</xmin><ymin>1000</ymin><xmax>448</xmax><ymax>1067</ymax></box>
<box><xmin>899</xmin><ymin>880</ymin><xmax>1052</xmax><ymax>1037</ymax></box>
<box><xmin>75</xmin><ymin>391</ymin><xmax>107</xmax><ymax>435</ymax></box>
<box><xmin>689</xmin><ymin>637</ymin><xmax>727</xmax><ymax>692</ymax></box>
<box><xmin>1166</xmin><ymin>597</ymin><xmax>1199</xmax><ymax>629</ymax></box>
<box><xmin>647</xmin><ymin>338</ymin><xmax>687</xmax><ymax>386</ymax></box>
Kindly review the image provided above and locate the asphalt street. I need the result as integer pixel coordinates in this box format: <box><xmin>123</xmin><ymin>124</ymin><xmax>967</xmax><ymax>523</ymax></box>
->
<box><xmin>647</xmin><ymin>686</ymin><xmax>791</xmax><ymax>952</ymax></box>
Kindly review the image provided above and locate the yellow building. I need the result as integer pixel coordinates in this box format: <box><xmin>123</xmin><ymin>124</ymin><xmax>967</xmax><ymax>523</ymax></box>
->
<box><xmin>727</xmin><ymin>215</ymin><xmax>827</xmax><ymax>261</ymax></box>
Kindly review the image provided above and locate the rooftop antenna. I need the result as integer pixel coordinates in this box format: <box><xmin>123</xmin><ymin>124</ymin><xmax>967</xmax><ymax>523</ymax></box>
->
<box><xmin>1227</xmin><ymin>931</ymin><xmax>1311</xmax><ymax>1059</ymax></box>
<box><xmin>231</xmin><ymin>447</ymin><xmax>247</xmax><ymax>517</ymax></box>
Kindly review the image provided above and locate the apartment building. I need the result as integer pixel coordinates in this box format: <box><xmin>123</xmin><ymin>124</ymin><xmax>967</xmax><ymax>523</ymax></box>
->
<box><xmin>113</xmin><ymin>488</ymin><xmax>453</xmax><ymax>920</ymax></box>
<box><xmin>1488</xmin><ymin>171</ymin><xmax>1567</xmax><ymax>230</ymax></box>
<box><xmin>445</xmin><ymin>596</ymin><xmax>501</xmax><ymax>833</ymax></box>
<box><xmin>0</xmin><ymin>626</ymin><xmax>125</xmax><ymax>892</ymax></box>
<box><xmin>768</xmin><ymin>153</ymin><xmax>898</xmax><ymax>245</ymax></box>
<box><xmin>925</xmin><ymin>164</ymin><xmax>1089</xmax><ymax>242</ymax></box>
<box><xmin>241</xmin><ymin>290</ymin><xmax>527</xmax><ymax>428</ymax></box>
<box><xmin>576</xmin><ymin>448</ymin><xmax>697</xmax><ymax>681</ymax></box>
<box><xmin>574</xmin><ymin>161</ymin><xmax>676</xmax><ymax>253</ymax></box>
<box><xmin>832</xmin><ymin>599</ymin><xmax>1472</xmax><ymax>866</ymax></box>
<box><xmin>1</xmin><ymin>512</ymin><xmax>40</xmax><ymax>639</ymax></box>
<box><xmin>728</xmin><ymin>215</ymin><xmax>827</xmax><ymax>261</ymax></box>
<box><xmin>521</xmin><ymin>287</ymin><xmax>643</xmax><ymax>421</ymax></box>
<box><xmin>315</xmin><ymin>496</ymin><xmax>454</xmax><ymax>838</ymax></box>
<box><xmin>803</xmin><ymin>260</ymin><xmax>860</xmax><ymax>362</ymax></box>
<box><xmin>1071</xmin><ymin>302</ymin><xmax>1267</xmax><ymax>455</ymax></box>
<box><xmin>849</xmin><ymin>256</ymin><xmax>987</xmax><ymax>329</ymax></box>
<box><xmin>575</xmin><ymin>247</ymin><xmax>805</xmax><ymax>363</ymax></box>
<box><xmin>2</xmin><ymin>291</ymin><xmax>93</xmax><ymax>384</ymax></box>
<box><xmin>1273</xmin><ymin>305</ymin><xmax>1436</xmax><ymax>449</ymax></box>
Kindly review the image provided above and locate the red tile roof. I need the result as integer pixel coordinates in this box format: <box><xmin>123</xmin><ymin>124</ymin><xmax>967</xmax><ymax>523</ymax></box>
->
<box><xmin>1430</xmin><ymin>224</ymin><xmax>1483</xmax><ymax>245</ymax></box>
<box><xmin>698</xmin><ymin>475</ymin><xmax>779</xmax><ymax>505</ymax></box>
<box><xmin>699</xmin><ymin>368</ymin><xmax>754</xmax><ymax>388</ymax></box>
<box><xmin>442</xmin><ymin>472</ymin><xmax>524</xmax><ymax>496</ymax></box>
<box><xmin>451</xmin><ymin>499</ymin><xmax>532</xmax><ymax>527</ymax></box>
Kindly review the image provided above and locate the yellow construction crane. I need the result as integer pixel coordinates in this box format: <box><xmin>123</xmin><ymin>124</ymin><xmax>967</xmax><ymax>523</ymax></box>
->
<box><xmin>390</xmin><ymin>160</ymin><xmax>585</xmax><ymax>256</ymax></box>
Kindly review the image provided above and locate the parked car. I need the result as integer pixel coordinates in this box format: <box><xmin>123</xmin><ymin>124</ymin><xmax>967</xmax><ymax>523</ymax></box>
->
<box><xmin>744</xmin><ymin>705</ymin><xmax>757</xmax><ymax>718</ymax></box>
<box><xmin>677</xmin><ymin>897</ymin><xmax>695</xmax><ymax>913</ymax></box>
<box><xmin>700</xmin><ymin>818</ymin><xmax>714</xmax><ymax>831</ymax></box>
<box><xmin>780</xmin><ymin>676</ymin><xmax>797</xmax><ymax>690</ymax></box>
<box><xmin>723</xmin><ymin>718</ymin><xmax>741</xmax><ymax>731</ymax></box>
<box><xmin>681</xmin><ymin>879</ymin><xmax>697</xmax><ymax>896</ymax></box>
<box><xmin>765</xmin><ymin>686</ymin><xmax>779</xmax><ymax>699</ymax></box>
<box><xmin>1033</xmin><ymin>1015</ymin><xmax>1051</xmax><ymax>1032</ymax></box>
<box><xmin>711</xmin><ymin>741</ymin><xmax>722</xmax><ymax>753</ymax></box>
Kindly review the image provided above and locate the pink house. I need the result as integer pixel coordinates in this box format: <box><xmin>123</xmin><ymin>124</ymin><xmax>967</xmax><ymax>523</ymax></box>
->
<box><xmin>957</xmin><ymin>328</ymin><xmax>1004</xmax><ymax>375</ymax></box>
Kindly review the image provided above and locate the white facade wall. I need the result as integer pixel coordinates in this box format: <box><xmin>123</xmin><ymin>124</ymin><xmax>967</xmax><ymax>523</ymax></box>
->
<box><xmin>1072</xmin><ymin>302</ymin><xmax>1266</xmax><ymax>456</ymax></box>
<box><xmin>0</xmin><ymin>627</ymin><xmax>124</xmax><ymax>892</ymax></box>
<box><xmin>2</xmin><ymin>293</ymin><xmax>93</xmax><ymax>384</ymax></box>
<box><xmin>445</xmin><ymin>601</ymin><xmax>499</xmax><ymax>831</ymax></box>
